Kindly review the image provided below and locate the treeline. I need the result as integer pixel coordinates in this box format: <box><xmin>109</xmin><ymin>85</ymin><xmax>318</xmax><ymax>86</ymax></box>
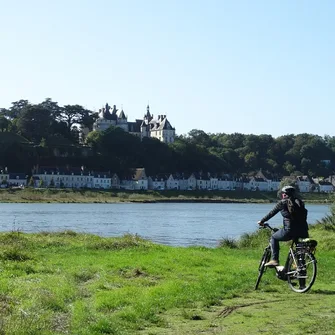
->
<box><xmin>1</xmin><ymin>99</ymin><xmax>335</xmax><ymax>177</ymax></box>
<box><xmin>0</xmin><ymin>99</ymin><xmax>98</xmax><ymax>144</ymax></box>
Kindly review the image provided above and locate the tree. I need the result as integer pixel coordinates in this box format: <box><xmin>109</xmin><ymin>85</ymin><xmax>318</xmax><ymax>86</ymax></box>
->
<box><xmin>301</xmin><ymin>158</ymin><xmax>312</xmax><ymax>174</ymax></box>
<box><xmin>49</xmin><ymin>120</ymin><xmax>72</xmax><ymax>142</ymax></box>
<box><xmin>216</xmin><ymin>132</ymin><xmax>245</xmax><ymax>149</ymax></box>
<box><xmin>39</xmin><ymin>98</ymin><xmax>62</xmax><ymax>120</ymax></box>
<box><xmin>40</xmin><ymin>138</ymin><xmax>47</xmax><ymax>147</ymax></box>
<box><xmin>80</xmin><ymin>110</ymin><xmax>99</xmax><ymax>131</ymax></box>
<box><xmin>244</xmin><ymin>152</ymin><xmax>258</xmax><ymax>170</ymax></box>
<box><xmin>7</xmin><ymin>100</ymin><xmax>30</xmax><ymax>119</ymax></box>
<box><xmin>16</xmin><ymin>105</ymin><xmax>53</xmax><ymax>142</ymax></box>
<box><xmin>61</xmin><ymin>105</ymin><xmax>87</xmax><ymax>131</ymax></box>
<box><xmin>85</xmin><ymin>130</ymin><xmax>104</xmax><ymax>149</ymax></box>
<box><xmin>140</xmin><ymin>137</ymin><xmax>176</xmax><ymax>174</ymax></box>
<box><xmin>0</xmin><ymin>116</ymin><xmax>10</xmax><ymax>131</ymax></box>
<box><xmin>283</xmin><ymin>161</ymin><xmax>296</xmax><ymax>175</ymax></box>
<box><xmin>28</xmin><ymin>176</ymin><xmax>35</xmax><ymax>187</ymax></box>
<box><xmin>186</xmin><ymin>129</ymin><xmax>212</xmax><ymax>147</ymax></box>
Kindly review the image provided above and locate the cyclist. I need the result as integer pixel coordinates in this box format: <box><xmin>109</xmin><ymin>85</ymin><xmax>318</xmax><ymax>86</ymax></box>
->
<box><xmin>257</xmin><ymin>185</ymin><xmax>309</xmax><ymax>267</ymax></box>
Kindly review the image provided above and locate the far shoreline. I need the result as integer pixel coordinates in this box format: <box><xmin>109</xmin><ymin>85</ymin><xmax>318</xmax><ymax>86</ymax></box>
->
<box><xmin>0</xmin><ymin>188</ymin><xmax>332</xmax><ymax>204</ymax></box>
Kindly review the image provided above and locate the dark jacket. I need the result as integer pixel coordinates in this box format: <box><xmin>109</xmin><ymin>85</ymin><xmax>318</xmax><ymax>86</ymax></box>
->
<box><xmin>260</xmin><ymin>197</ymin><xmax>309</xmax><ymax>238</ymax></box>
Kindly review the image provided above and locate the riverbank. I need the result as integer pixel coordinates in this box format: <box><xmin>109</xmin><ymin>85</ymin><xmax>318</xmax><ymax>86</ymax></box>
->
<box><xmin>0</xmin><ymin>188</ymin><xmax>332</xmax><ymax>204</ymax></box>
<box><xmin>0</xmin><ymin>223</ymin><xmax>334</xmax><ymax>334</ymax></box>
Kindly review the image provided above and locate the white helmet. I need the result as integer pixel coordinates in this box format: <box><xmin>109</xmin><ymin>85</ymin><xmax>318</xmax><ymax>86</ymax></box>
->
<box><xmin>281</xmin><ymin>185</ymin><xmax>295</xmax><ymax>195</ymax></box>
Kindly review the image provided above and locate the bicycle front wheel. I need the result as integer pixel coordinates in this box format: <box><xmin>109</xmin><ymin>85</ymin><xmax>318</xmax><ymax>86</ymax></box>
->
<box><xmin>287</xmin><ymin>251</ymin><xmax>317</xmax><ymax>293</ymax></box>
<box><xmin>255</xmin><ymin>248</ymin><xmax>271</xmax><ymax>290</ymax></box>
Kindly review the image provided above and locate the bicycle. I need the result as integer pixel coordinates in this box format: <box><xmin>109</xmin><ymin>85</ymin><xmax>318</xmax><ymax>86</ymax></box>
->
<box><xmin>255</xmin><ymin>223</ymin><xmax>318</xmax><ymax>293</ymax></box>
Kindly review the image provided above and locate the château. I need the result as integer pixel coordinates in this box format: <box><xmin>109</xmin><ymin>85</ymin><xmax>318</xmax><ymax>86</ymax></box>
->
<box><xmin>93</xmin><ymin>103</ymin><xmax>175</xmax><ymax>143</ymax></box>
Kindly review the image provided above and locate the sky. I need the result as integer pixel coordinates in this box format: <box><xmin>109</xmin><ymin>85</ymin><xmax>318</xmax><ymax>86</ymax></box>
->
<box><xmin>0</xmin><ymin>0</ymin><xmax>334</xmax><ymax>138</ymax></box>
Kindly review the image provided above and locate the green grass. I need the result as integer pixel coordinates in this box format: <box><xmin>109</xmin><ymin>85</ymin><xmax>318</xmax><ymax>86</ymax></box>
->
<box><xmin>0</xmin><ymin>188</ymin><xmax>332</xmax><ymax>203</ymax></box>
<box><xmin>0</xmin><ymin>224</ymin><xmax>334</xmax><ymax>334</ymax></box>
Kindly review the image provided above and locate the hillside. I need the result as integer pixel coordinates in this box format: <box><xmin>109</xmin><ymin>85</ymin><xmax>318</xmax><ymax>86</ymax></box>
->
<box><xmin>0</xmin><ymin>132</ymin><xmax>30</xmax><ymax>144</ymax></box>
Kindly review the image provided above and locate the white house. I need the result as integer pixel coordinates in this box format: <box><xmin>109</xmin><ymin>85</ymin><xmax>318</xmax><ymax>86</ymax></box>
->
<box><xmin>33</xmin><ymin>168</ymin><xmax>95</xmax><ymax>188</ymax></box>
<box><xmin>210</xmin><ymin>176</ymin><xmax>219</xmax><ymax>190</ymax></box>
<box><xmin>269</xmin><ymin>180</ymin><xmax>281</xmax><ymax>192</ymax></box>
<box><xmin>148</xmin><ymin>175</ymin><xmax>166</xmax><ymax>190</ymax></box>
<box><xmin>178</xmin><ymin>173</ymin><xmax>197</xmax><ymax>190</ymax></box>
<box><xmin>93</xmin><ymin>172</ymin><xmax>111</xmax><ymax>189</ymax></box>
<box><xmin>318</xmin><ymin>180</ymin><xmax>334</xmax><ymax>193</ymax></box>
<box><xmin>8</xmin><ymin>173</ymin><xmax>27</xmax><ymax>187</ymax></box>
<box><xmin>196</xmin><ymin>174</ymin><xmax>211</xmax><ymax>190</ymax></box>
<box><xmin>312</xmin><ymin>178</ymin><xmax>334</xmax><ymax>193</ymax></box>
<box><xmin>234</xmin><ymin>178</ymin><xmax>244</xmax><ymax>190</ymax></box>
<box><xmin>296</xmin><ymin>176</ymin><xmax>312</xmax><ymax>193</ymax></box>
<box><xmin>166</xmin><ymin>174</ymin><xmax>179</xmax><ymax>190</ymax></box>
<box><xmin>249</xmin><ymin>170</ymin><xmax>280</xmax><ymax>192</ymax></box>
<box><xmin>246</xmin><ymin>177</ymin><xmax>269</xmax><ymax>191</ymax></box>
<box><xmin>218</xmin><ymin>177</ymin><xmax>235</xmax><ymax>190</ymax></box>
<box><xmin>111</xmin><ymin>173</ymin><xmax>121</xmax><ymax>189</ymax></box>
<box><xmin>132</xmin><ymin>168</ymin><xmax>148</xmax><ymax>190</ymax></box>
<box><xmin>186</xmin><ymin>173</ymin><xmax>197</xmax><ymax>190</ymax></box>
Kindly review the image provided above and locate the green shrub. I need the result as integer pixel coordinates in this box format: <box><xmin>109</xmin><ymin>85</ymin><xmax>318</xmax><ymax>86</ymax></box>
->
<box><xmin>90</xmin><ymin>234</ymin><xmax>151</xmax><ymax>250</ymax></box>
<box><xmin>1</xmin><ymin>248</ymin><xmax>32</xmax><ymax>261</ymax></box>
<box><xmin>238</xmin><ymin>228</ymin><xmax>272</xmax><ymax>249</ymax></box>
<box><xmin>218</xmin><ymin>237</ymin><xmax>239</xmax><ymax>249</ymax></box>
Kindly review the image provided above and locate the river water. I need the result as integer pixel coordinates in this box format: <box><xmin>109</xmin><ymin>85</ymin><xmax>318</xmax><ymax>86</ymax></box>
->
<box><xmin>0</xmin><ymin>203</ymin><xmax>330</xmax><ymax>247</ymax></box>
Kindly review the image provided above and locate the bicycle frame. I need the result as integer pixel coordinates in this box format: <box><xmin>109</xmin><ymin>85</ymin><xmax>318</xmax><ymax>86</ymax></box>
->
<box><xmin>274</xmin><ymin>240</ymin><xmax>297</xmax><ymax>280</ymax></box>
<box><xmin>255</xmin><ymin>223</ymin><xmax>317</xmax><ymax>293</ymax></box>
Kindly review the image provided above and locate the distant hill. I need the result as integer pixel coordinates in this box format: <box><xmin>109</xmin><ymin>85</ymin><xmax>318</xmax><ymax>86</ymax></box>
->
<box><xmin>0</xmin><ymin>132</ymin><xmax>30</xmax><ymax>144</ymax></box>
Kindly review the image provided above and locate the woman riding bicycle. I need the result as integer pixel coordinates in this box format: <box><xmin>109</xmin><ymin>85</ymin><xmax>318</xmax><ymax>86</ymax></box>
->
<box><xmin>257</xmin><ymin>186</ymin><xmax>309</xmax><ymax>267</ymax></box>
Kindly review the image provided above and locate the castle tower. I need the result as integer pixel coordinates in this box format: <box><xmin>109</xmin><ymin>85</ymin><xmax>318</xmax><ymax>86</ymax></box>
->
<box><xmin>117</xmin><ymin>107</ymin><xmax>128</xmax><ymax>131</ymax></box>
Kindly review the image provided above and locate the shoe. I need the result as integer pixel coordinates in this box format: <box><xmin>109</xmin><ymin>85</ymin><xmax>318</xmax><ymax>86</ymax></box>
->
<box><xmin>265</xmin><ymin>260</ymin><xmax>279</xmax><ymax>267</ymax></box>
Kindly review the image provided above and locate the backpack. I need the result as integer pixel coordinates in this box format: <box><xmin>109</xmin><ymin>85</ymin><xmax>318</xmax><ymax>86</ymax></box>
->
<box><xmin>287</xmin><ymin>197</ymin><xmax>308</xmax><ymax>224</ymax></box>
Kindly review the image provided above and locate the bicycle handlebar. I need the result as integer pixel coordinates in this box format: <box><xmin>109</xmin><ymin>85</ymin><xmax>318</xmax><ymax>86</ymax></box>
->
<box><xmin>259</xmin><ymin>223</ymin><xmax>279</xmax><ymax>232</ymax></box>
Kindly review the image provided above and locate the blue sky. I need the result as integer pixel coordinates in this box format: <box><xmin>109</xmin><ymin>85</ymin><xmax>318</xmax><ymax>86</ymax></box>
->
<box><xmin>1</xmin><ymin>0</ymin><xmax>334</xmax><ymax>137</ymax></box>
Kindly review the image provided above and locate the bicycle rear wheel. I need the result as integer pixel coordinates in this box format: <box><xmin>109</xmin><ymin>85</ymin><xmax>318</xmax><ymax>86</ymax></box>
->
<box><xmin>287</xmin><ymin>251</ymin><xmax>317</xmax><ymax>293</ymax></box>
<box><xmin>255</xmin><ymin>248</ymin><xmax>271</xmax><ymax>290</ymax></box>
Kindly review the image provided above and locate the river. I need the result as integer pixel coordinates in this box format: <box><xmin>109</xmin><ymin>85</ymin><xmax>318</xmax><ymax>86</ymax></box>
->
<box><xmin>0</xmin><ymin>202</ymin><xmax>330</xmax><ymax>247</ymax></box>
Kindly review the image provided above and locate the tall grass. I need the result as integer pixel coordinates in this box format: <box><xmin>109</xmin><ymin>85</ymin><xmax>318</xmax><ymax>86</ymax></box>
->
<box><xmin>0</xmin><ymin>231</ymin><xmax>256</xmax><ymax>334</ymax></box>
<box><xmin>315</xmin><ymin>203</ymin><xmax>335</xmax><ymax>226</ymax></box>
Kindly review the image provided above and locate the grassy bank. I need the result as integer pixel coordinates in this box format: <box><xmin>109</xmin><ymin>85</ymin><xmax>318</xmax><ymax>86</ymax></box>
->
<box><xmin>0</xmin><ymin>223</ymin><xmax>334</xmax><ymax>334</ymax></box>
<box><xmin>0</xmin><ymin>188</ymin><xmax>332</xmax><ymax>204</ymax></box>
